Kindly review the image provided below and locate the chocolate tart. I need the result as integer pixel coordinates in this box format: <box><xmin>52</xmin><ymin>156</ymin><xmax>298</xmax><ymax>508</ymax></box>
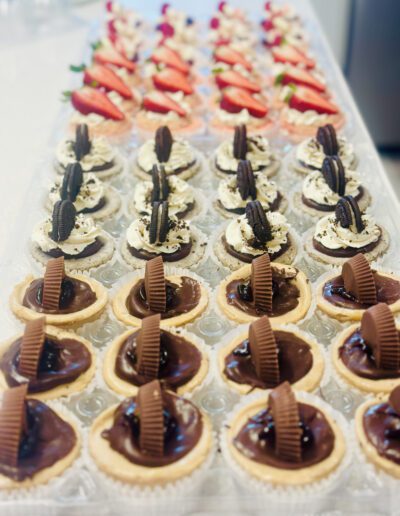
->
<box><xmin>89</xmin><ymin>382</ymin><xmax>213</xmax><ymax>486</ymax></box>
<box><xmin>217</xmin><ymin>262</ymin><xmax>311</xmax><ymax>325</ymax></box>
<box><xmin>0</xmin><ymin>324</ymin><xmax>95</xmax><ymax>400</ymax></box>
<box><xmin>223</xmin><ymin>384</ymin><xmax>346</xmax><ymax>486</ymax></box>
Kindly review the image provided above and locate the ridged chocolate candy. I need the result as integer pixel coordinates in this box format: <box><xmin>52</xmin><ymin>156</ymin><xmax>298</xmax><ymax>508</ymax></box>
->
<box><xmin>155</xmin><ymin>126</ymin><xmax>173</xmax><ymax>163</ymax></box>
<box><xmin>250</xmin><ymin>253</ymin><xmax>273</xmax><ymax>312</ymax></box>
<box><xmin>316</xmin><ymin>124</ymin><xmax>338</xmax><ymax>156</ymax></box>
<box><xmin>341</xmin><ymin>254</ymin><xmax>377</xmax><ymax>305</ymax></box>
<box><xmin>60</xmin><ymin>163</ymin><xmax>84</xmax><ymax>202</ymax></box>
<box><xmin>144</xmin><ymin>256</ymin><xmax>167</xmax><ymax>313</ymax></box>
<box><xmin>50</xmin><ymin>200</ymin><xmax>77</xmax><ymax>242</ymax></box>
<box><xmin>335</xmin><ymin>195</ymin><xmax>364</xmax><ymax>233</ymax></box>
<box><xmin>151</xmin><ymin>164</ymin><xmax>170</xmax><ymax>202</ymax></box>
<box><xmin>42</xmin><ymin>257</ymin><xmax>66</xmax><ymax>310</ymax></box>
<box><xmin>321</xmin><ymin>156</ymin><xmax>345</xmax><ymax>196</ymax></box>
<box><xmin>361</xmin><ymin>303</ymin><xmax>400</xmax><ymax>370</ymax></box>
<box><xmin>245</xmin><ymin>200</ymin><xmax>272</xmax><ymax>244</ymax></box>
<box><xmin>0</xmin><ymin>384</ymin><xmax>28</xmax><ymax>468</ymax></box>
<box><xmin>248</xmin><ymin>316</ymin><xmax>279</xmax><ymax>385</ymax></box>
<box><xmin>136</xmin><ymin>314</ymin><xmax>161</xmax><ymax>380</ymax></box>
<box><xmin>233</xmin><ymin>125</ymin><xmax>248</xmax><ymax>160</ymax></box>
<box><xmin>18</xmin><ymin>318</ymin><xmax>46</xmax><ymax>379</ymax></box>
<box><xmin>136</xmin><ymin>380</ymin><xmax>164</xmax><ymax>457</ymax></box>
<box><xmin>149</xmin><ymin>201</ymin><xmax>169</xmax><ymax>244</ymax></box>
<box><xmin>237</xmin><ymin>160</ymin><xmax>257</xmax><ymax>201</ymax></box>
<box><xmin>74</xmin><ymin>123</ymin><xmax>91</xmax><ymax>160</ymax></box>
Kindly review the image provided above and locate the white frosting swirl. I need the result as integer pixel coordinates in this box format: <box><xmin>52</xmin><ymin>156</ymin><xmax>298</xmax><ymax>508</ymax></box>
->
<box><xmin>32</xmin><ymin>214</ymin><xmax>100</xmax><ymax>255</ymax></box>
<box><xmin>126</xmin><ymin>215</ymin><xmax>191</xmax><ymax>254</ymax></box>
<box><xmin>133</xmin><ymin>175</ymin><xmax>194</xmax><ymax>216</ymax></box>
<box><xmin>218</xmin><ymin>172</ymin><xmax>279</xmax><ymax>210</ymax></box>
<box><xmin>283</xmin><ymin>107</ymin><xmax>330</xmax><ymax>126</ymax></box>
<box><xmin>137</xmin><ymin>137</ymin><xmax>196</xmax><ymax>175</ymax></box>
<box><xmin>215</xmin><ymin>134</ymin><xmax>276</xmax><ymax>172</ymax></box>
<box><xmin>56</xmin><ymin>136</ymin><xmax>116</xmax><ymax>172</ymax></box>
<box><xmin>225</xmin><ymin>211</ymin><xmax>290</xmax><ymax>256</ymax></box>
<box><xmin>302</xmin><ymin>169</ymin><xmax>361</xmax><ymax>207</ymax></box>
<box><xmin>216</xmin><ymin>107</ymin><xmax>262</xmax><ymax>126</ymax></box>
<box><xmin>314</xmin><ymin>213</ymin><xmax>380</xmax><ymax>250</ymax></box>
<box><xmin>296</xmin><ymin>136</ymin><xmax>355</xmax><ymax>170</ymax></box>
<box><xmin>49</xmin><ymin>173</ymin><xmax>105</xmax><ymax>213</ymax></box>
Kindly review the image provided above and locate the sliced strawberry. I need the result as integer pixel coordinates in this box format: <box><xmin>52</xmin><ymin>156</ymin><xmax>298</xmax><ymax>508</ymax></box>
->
<box><xmin>68</xmin><ymin>87</ymin><xmax>125</xmax><ymax>120</ymax></box>
<box><xmin>276</xmin><ymin>67</ymin><xmax>325</xmax><ymax>93</ymax></box>
<box><xmin>261</xmin><ymin>19</ymin><xmax>274</xmax><ymax>31</ymax></box>
<box><xmin>142</xmin><ymin>91</ymin><xmax>187</xmax><ymax>117</ymax></box>
<box><xmin>210</xmin><ymin>17</ymin><xmax>220</xmax><ymax>29</ymax></box>
<box><xmin>93</xmin><ymin>46</ymin><xmax>136</xmax><ymax>72</ymax></box>
<box><xmin>272</xmin><ymin>45</ymin><xmax>315</xmax><ymax>69</ymax></box>
<box><xmin>151</xmin><ymin>46</ymin><xmax>190</xmax><ymax>75</ymax></box>
<box><xmin>220</xmin><ymin>87</ymin><xmax>268</xmax><ymax>118</ymax></box>
<box><xmin>214</xmin><ymin>46</ymin><xmax>252</xmax><ymax>72</ymax></box>
<box><xmin>83</xmin><ymin>64</ymin><xmax>132</xmax><ymax>99</ymax></box>
<box><xmin>287</xmin><ymin>86</ymin><xmax>338</xmax><ymax>114</ymax></box>
<box><xmin>153</xmin><ymin>68</ymin><xmax>194</xmax><ymax>95</ymax></box>
<box><xmin>215</xmin><ymin>70</ymin><xmax>261</xmax><ymax>94</ymax></box>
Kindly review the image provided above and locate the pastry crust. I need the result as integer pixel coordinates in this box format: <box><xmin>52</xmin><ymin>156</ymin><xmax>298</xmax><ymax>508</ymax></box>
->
<box><xmin>355</xmin><ymin>397</ymin><xmax>400</xmax><ymax>478</ymax></box>
<box><xmin>218</xmin><ymin>328</ymin><xmax>324</xmax><ymax>395</ymax></box>
<box><xmin>293</xmin><ymin>188</ymin><xmax>371</xmax><ymax>218</ymax></box>
<box><xmin>226</xmin><ymin>397</ymin><xmax>345</xmax><ymax>486</ymax></box>
<box><xmin>317</xmin><ymin>271</ymin><xmax>400</xmax><ymax>322</ymax></box>
<box><xmin>89</xmin><ymin>399</ymin><xmax>213</xmax><ymax>486</ymax></box>
<box><xmin>217</xmin><ymin>262</ymin><xmax>311</xmax><ymax>324</ymax></box>
<box><xmin>10</xmin><ymin>273</ymin><xmax>108</xmax><ymax>327</ymax></box>
<box><xmin>0</xmin><ymin>325</ymin><xmax>96</xmax><ymax>400</ymax></box>
<box><xmin>280</xmin><ymin>113</ymin><xmax>345</xmax><ymax>142</ymax></box>
<box><xmin>332</xmin><ymin>323</ymin><xmax>400</xmax><ymax>394</ymax></box>
<box><xmin>103</xmin><ymin>327</ymin><xmax>209</xmax><ymax>396</ymax></box>
<box><xmin>0</xmin><ymin>410</ymin><xmax>80</xmax><ymax>490</ymax></box>
<box><xmin>112</xmin><ymin>274</ymin><xmax>209</xmax><ymax>328</ymax></box>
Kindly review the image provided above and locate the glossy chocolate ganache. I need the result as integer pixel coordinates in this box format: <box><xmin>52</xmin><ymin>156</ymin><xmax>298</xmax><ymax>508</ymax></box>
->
<box><xmin>126</xmin><ymin>277</ymin><xmax>201</xmax><ymax>319</ymax></box>
<box><xmin>363</xmin><ymin>402</ymin><xmax>400</xmax><ymax>465</ymax></box>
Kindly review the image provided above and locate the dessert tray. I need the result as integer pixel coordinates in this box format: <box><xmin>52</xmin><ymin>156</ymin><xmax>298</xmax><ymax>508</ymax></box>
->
<box><xmin>1</xmin><ymin>0</ymin><xmax>400</xmax><ymax>515</ymax></box>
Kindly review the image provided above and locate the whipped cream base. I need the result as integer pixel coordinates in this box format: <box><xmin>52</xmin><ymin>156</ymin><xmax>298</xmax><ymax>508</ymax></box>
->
<box><xmin>314</xmin><ymin>214</ymin><xmax>380</xmax><ymax>250</ymax></box>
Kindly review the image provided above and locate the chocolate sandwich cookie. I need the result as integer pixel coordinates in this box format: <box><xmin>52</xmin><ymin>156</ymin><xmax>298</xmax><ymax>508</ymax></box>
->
<box><xmin>155</xmin><ymin>126</ymin><xmax>173</xmax><ymax>163</ymax></box>
<box><xmin>316</xmin><ymin>124</ymin><xmax>338</xmax><ymax>156</ymax></box>
<box><xmin>60</xmin><ymin>163</ymin><xmax>84</xmax><ymax>202</ymax></box>
<box><xmin>237</xmin><ymin>160</ymin><xmax>257</xmax><ymax>201</ymax></box>
<box><xmin>233</xmin><ymin>125</ymin><xmax>248</xmax><ymax>160</ymax></box>
<box><xmin>74</xmin><ymin>123</ymin><xmax>91</xmax><ymax>160</ymax></box>
<box><xmin>151</xmin><ymin>165</ymin><xmax>170</xmax><ymax>202</ymax></box>
<box><xmin>89</xmin><ymin>380</ymin><xmax>213</xmax><ymax>486</ymax></box>
<box><xmin>321</xmin><ymin>156</ymin><xmax>345</xmax><ymax>196</ymax></box>
<box><xmin>50</xmin><ymin>200</ymin><xmax>76</xmax><ymax>243</ymax></box>
<box><xmin>0</xmin><ymin>384</ymin><xmax>80</xmax><ymax>488</ymax></box>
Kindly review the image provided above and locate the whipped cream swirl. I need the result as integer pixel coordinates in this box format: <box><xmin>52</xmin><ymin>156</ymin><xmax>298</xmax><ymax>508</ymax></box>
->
<box><xmin>133</xmin><ymin>176</ymin><xmax>194</xmax><ymax>216</ymax></box>
<box><xmin>296</xmin><ymin>136</ymin><xmax>355</xmax><ymax>170</ymax></box>
<box><xmin>302</xmin><ymin>169</ymin><xmax>361</xmax><ymax>207</ymax></box>
<box><xmin>218</xmin><ymin>173</ymin><xmax>279</xmax><ymax>210</ymax></box>
<box><xmin>283</xmin><ymin>106</ymin><xmax>330</xmax><ymax>126</ymax></box>
<box><xmin>137</xmin><ymin>137</ymin><xmax>196</xmax><ymax>175</ymax></box>
<box><xmin>216</xmin><ymin>107</ymin><xmax>263</xmax><ymax>126</ymax></box>
<box><xmin>49</xmin><ymin>173</ymin><xmax>105</xmax><ymax>213</ymax></box>
<box><xmin>215</xmin><ymin>134</ymin><xmax>276</xmax><ymax>172</ymax></box>
<box><xmin>56</xmin><ymin>136</ymin><xmax>116</xmax><ymax>171</ymax></box>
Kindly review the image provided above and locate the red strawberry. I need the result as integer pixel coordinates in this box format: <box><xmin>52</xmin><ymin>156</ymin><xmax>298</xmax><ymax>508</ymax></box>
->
<box><xmin>105</xmin><ymin>1</ymin><xmax>113</xmax><ymax>13</ymax></box>
<box><xmin>151</xmin><ymin>46</ymin><xmax>190</xmax><ymax>75</ymax></box>
<box><xmin>153</xmin><ymin>68</ymin><xmax>194</xmax><ymax>95</ymax></box>
<box><xmin>276</xmin><ymin>66</ymin><xmax>325</xmax><ymax>93</ymax></box>
<box><xmin>272</xmin><ymin>45</ymin><xmax>315</xmax><ymax>69</ymax></box>
<box><xmin>263</xmin><ymin>33</ymin><xmax>283</xmax><ymax>47</ymax></box>
<box><xmin>210</xmin><ymin>17</ymin><xmax>220</xmax><ymax>29</ymax></box>
<box><xmin>261</xmin><ymin>19</ymin><xmax>274</xmax><ymax>31</ymax></box>
<box><xmin>215</xmin><ymin>70</ymin><xmax>261</xmax><ymax>94</ymax></box>
<box><xmin>220</xmin><ymin>87</ymin><xmax>268</xmax><ymax>118</ymax></box>
<box><xmin>83</xmin><ymin>64</ymin><xmax>133</xmax><ymax>99</ymax></box>
<box><xmin>143</xmin><ymin>91</ymin><xmax>187</xmax><ymax>117</ymax></box>
<box><xmin>157</xmin><ymin>22</ymin><xmax>174</xmax><ymax>37</ymax></box>
<box><xmin>161</xmin><ymin>3</ymin><xmax>170</xmax><ymax>15</ymax></box>
<box><xmin>215</xmin><ymin>37</ymin><xmax>231</xmax><ymax>47</ymax></box>
<box><xmin>93</xmin><ymin>46</ymin><xmax>136</xmax><ymax>72</ymax></box>
<box><xmin>214</xmin><ymin>46</ymin><xmax>252</xmax><ymax>72</ymax></box>
<box><xmin>218</xmin><ymin>1</ymin><xmax>226</xmax><ymax>12</ymax></box>
<box><xmin>286</xmin><ymin>86</ymin><xmax>338</xmax><ymax>114</ymax></box>
<box><xmin>66</xmin><ymin>87</ymin><xmax>125</xmax><ymax>120</ymax></box>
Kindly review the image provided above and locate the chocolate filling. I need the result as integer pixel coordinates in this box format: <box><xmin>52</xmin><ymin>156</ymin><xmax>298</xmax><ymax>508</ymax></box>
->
<box><xmin>312</xmin><ymin>231</ymin><xmax>381</xmax><ymax>258</ymax></box>
<box><xmin>302</xmin><ymin>186</ymin><xmax>364</xmax><ymax>212</ymax></box>
<box><xmin>224</xmin><ymin>331</ymin><xmax>313</xmax><ymax>389</ymax></box>
<box><xmin>323</xmin><ymin>272</ymin><xmax>400</xmax><ymax>310</ymax></box>
<box><xmin>22</xmin><ymin>277</ymin><xmax>97</xmax><ymax>314</ymax></box>
<box><xmin>44</xmin><ymin>237</ymin><xmax>104</xmax><ymax>259</ymax></box>
<box><xmin>102</xmin><ymin>391</ymin><xmax>202</xmax><ymax>467</ymax></box>
<box><xmin>139</xmin><ymin>202</ymin><xmax>195</xmax><ymax>220</ymax></box>
<box><xmin>233</xmin><ymin>402</ymin><xmax>334</xmax><ymax>469</ymax></box>
<box><xmin>138</xmin><ymin>159</ymin><xmax>197</xmax><ymax>177</ymax></box>
<box><xmin>0</xmin><ymin>336</ymin><xmax>91</xmax><ymax>393</ymax></box>
<box><xmin>115</xmin><ymin>330</ymin><xmax>201</xmax><ymax>390</ymax></box>
<box><xmin>59</xmin><ymin>157</ymin><xmax>115</xmax><ymax>173</ymax></box>
<box><xmin>0</xmin><ymin>399</ymin><xmax>76</xmax><ymax>481</ymax></box>
<box><xmin>126</xmin><ymin>277</ymin><xmax>201</xmax><ymax>320</ymax></box>
<box><xmin>218</xmin><ymin>193</ymin><xmax>282</xmax><ymax>215</ymax></box>
<box><xmin>128</xmin><ymin>241</ymin><xmax>192</xmax><ymax>262</ymax></box>
<box><xmin>225</xmin><ymin>269</ymin><xmax>300</xmax><ymax>317</ymax></box>
<box><xmin>338</xmin><ymin>329</ymin><xmax>400</xmax><ymax>380</ymax></box>
<box><xmin>223</xmin><ymin>235</ymin><xmax>291</xmax><ymax>263</ymax></box>
<box><xmin>363</xmin><ymin>402</ymin><xmax>400</xmax><ymax>465</ymax></box>
<box><xmin>80</xmin><ymin>197</ymin><xmax>107</xmax><ymax>214</ymax></box>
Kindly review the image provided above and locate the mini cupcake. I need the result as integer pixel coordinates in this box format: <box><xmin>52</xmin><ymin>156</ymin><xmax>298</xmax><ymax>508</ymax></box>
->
<box><xmin>292</xmin><ymin>124</ymin><xmax>357</xmax><ymax>175</ymax></box>
<box><xmin>305</xmin><ymin>196</ymin><xmax>389</xmax><ymax>265</ymax></box>
<box><xmin>133</xmin><ymin>125</ymin><xmax>200</xmax><ymax>180</ymax></box>
<box><xmin>89</xmin><ymin>380</ymin><xmax>214</xmax><ymax>487</ymax></box>
<box><xmin>113</xmin><ymin>256</ymin><xmax>208</xmax><ymax>327</ymax></box>
<box><xmin>295</xmin><ymin>156</ymin><xmax>370</xmax><ymax>217</ymax></box>
<box><xmin>104</xmin><ymin>313</ymin><xmax>209</xmax><ymax>396</ymax></box>
<box><xmin>212</xmin><ymin>124</ymin><xmax>280</xmax><ymax>178</ymax></box>
<box><xmin>55</xmin><ymin>123</ymin><xmax>125</xmax><ymax>179</ymax></box>
<box><xmin>317</xmin><ymin>254</ymin><xmax>400</xmax><ymax>322</ymax></box>
<box><xmin>216</xmin><ymin>160</ymin><xmax>286</xmax><ymax>218</ymax></box>
<box><xmin>31</xmin><ymin>200</ymin><xmax>115</xmax><ymax>271</ymax></box>
<box><xmin>332</xmin><ymin>303</ymin><xmax>400</xmax><ymax>394</ymax></box>
<box><xmin>121</xmin><ymin>201</ymin><xmax>206</xmax><ymax>269</ymax></box>
<box><xmin>0</xmin><ymin>318</ymin><xmax>95</xmax><ymax>400</ymax></box>
<box><xmin>214</xmin><ymin>200</ymin><xmax>298</xmax><ymax>270</ymax></box>
<box><xmin>49</xmin><ymin>163</ymin><xmax>121</xmax><ymax>221</ymax></box>
<box><xmin>10</xmin><ymin>257</ymin><xmax>108</xmax><ymax>327</ymax></box>
<box><xmin>131</xmin><ymin>164</ymin><xmax>196</xmax><ymax>219</ymax></box>
<box><xmin>218</xmin><ymin>316</ymin><xmax>324</xmax><ymax>394</ymax></box>
<box><xmin>0</xmin><ymin>385</ymin><xmax>80</xmax><ymax>490</ymax></box>
<box><xmin>217</xmin><ymin>253</ymin><xmax>311</xmax><ymax>325</ymax></box>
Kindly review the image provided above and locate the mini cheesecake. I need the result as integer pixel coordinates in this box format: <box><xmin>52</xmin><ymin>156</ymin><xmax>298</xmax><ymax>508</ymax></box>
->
<box><xmin>113</xmin><ymin>256</ymin><xmax>208</xmax><ymax>328</ymax></box>
<box><xmin>218</xmin><ymin>316</ymin><xmax>324</xmax><ymax>394</ymax></box>
<box><xmin>10</xmin><ymin>257</ymin><xmax>108</xmax><ymax>327</ymax></box>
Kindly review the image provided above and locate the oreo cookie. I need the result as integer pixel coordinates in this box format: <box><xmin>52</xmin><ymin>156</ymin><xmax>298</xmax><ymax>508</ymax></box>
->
<box><xmin>316</xmin><ymin>124</ymin><xmax>338</xmax><ymax>156</ymax></box>
<box><xmin>149</xmin><ymin>201</ymin><xmax>170</xmax><ymax>244</ymax></box>
<box><xmin>233</xmin><ymin>125</ymin><xmax>248</xmax><ymax>160</ymax></box>
<box><xmin>155</xmin><ymin>126</ymin><xmax>173</xmax><ymax>163</ymax></box>
<box><xmin>321</xmin><ymin>156</ymin><xmax>345</xmax><ymax>196</ymax></box>
<box><xmin>245</xmin><ymin>200</ymin><xmax>272</xmax><ymax>244</ymax></box>
<box><xmin>335</xmin><ymin>195</ymin><xmax>364</xmax><ymax>233</ymax></box>
<box><xmin>237</xmin><ymin>160</ymin><xmax>257</xmax><ymax>201</ymax></box>
<box><xmin>151</xmin><ymin>165</ymin><xmax>170</xmax><ymax>203</ymax></box>
<box><xmin>50</xmin><ymin>200</ymin><xmax>77</xmax><ymax>242</ymax></box>
<box><xmin>74</xmin><ymin>124</ymin><xmax>91</xmax><ymax>160</ymax></box>
<box><xmin>60</xmin><ymin>163</ymin><xmax>84</xmax><ymax>202</ymax></box>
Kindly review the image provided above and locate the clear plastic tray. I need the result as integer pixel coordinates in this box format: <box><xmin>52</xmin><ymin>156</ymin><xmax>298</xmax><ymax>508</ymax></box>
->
<box><xmin>1</xmin><ymin>1</ymin><xmax>400</xmax><ymax>514</ymax></box>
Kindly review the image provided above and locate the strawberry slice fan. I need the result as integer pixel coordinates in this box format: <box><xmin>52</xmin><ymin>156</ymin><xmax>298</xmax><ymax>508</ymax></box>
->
<box><xmin>214</xmin><ymin>46</ymin><xmax>253</xmax><ymax>72</ymax></box>
<box><xmin>152</xmin><ymin>68</ymin><xmax>194</xmax><ymax>96</ymax></box>
<box><xmin>143</xmin><ymin>91</ymin><xmax>187</xmax><ymax>117</ymax></box>
<box><xmin>70</xmin><ymin>64</ymin><xmax>133</xmax><ymax>100</ymax></box>
<box><xmin>275</xmin><ymin>67</ymin><xmax>326</xmax><ymax>94</ymax></box>
<box><xmin>272</xmin><ymin>44</ymin><xmax>315</xmax><ymax>69</ymax></box>
<box><xmin>151</xmin><ymin>46</ymin><xmax>190</xmax><ymax>75</ymax></box>
<box><xmin>220</xmin><ymin>87</ymin><xmax>268</xmax><ymax>119</ymax></box>
<box><xmin>285</xmin><ymin>86</ymin><xmax>338</xmax><ymax>115</ymax></box>
<box><xmin>64</xmin><ymin>87</ymin><xmax>125</xmax><ymax>121</ymax></box>
<box><xmin>93</xmin><ymin>45</ymin><xmax>136</xmax><ymax>73</ymax></box>
<box><xmin>215</xmin><ymin>70</ymin><xmax>261</xmax><ymax>94</ymax></box>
